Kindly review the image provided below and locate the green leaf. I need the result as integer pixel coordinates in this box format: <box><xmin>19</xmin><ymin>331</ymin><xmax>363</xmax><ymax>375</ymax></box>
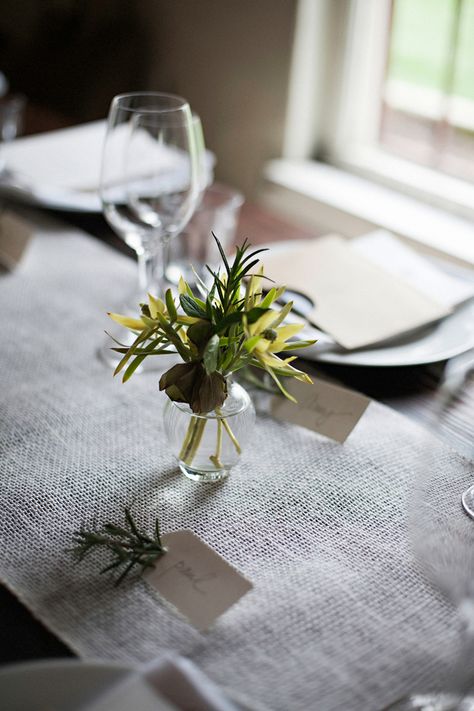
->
<box><xmin>122</xmin><ymin>353</ymin><xmax>146</xmax><ymax>382</ymax></box>
<box><xmin>214</xmin><ymin>306</ymin><xmax>267</xmax><ymax>334</ymax></box>
<box><xmin>212</xmin><ymin>232</ymin><xmax>230</xmax><ymax>274</ymax></box>
<box><xmin>165</xmin><ymin>289</ymin><xmax>177</xmax><ymax>321</ymax></box>
<box><xmin>140</xmin><ymin>315</ymin><xmax>159</xmax><ymax>328</ymax></box>
<box><xmin>215</xmin><ymin>310</ymin><xmax>244</xmax><ymax>333</ymax></box>
<box><xmin>179</xmin><ymin>294</ymin><xmax>208</xmax><ymax>319</ymax></box>
<box><xmin>111</xmin><ymin>346</ymin><xmax>174</xmax><ymax>355</ymax></box>
<box><xmin>239</xmin><ymin>259</ymin><xmax>260</xmax><ymax>278</ymax></box>
<box><xmin>187</xmin><ymin>320</ymin><xmax>213</xmax><ymax>348</ymax></box>
<box><xmin>191</xmin><ymin>371</ymin><xmax>227</xmax><ymax>413</ymax></box>
<box><xmin>220</xmin><ymin>347</ymin><xmax>236</xmax><ymax>372</ymax></box>
<box><xmin>244</xmin><ymin>335</ymin><xmax>262</xmax><ymax>353</ymax></box>
<box><xmin>70</xmin><ymin>509</ymin><xmax>166</xmax><ymax>586</ymax></box>
<box><xmin>260</xmin><ymin>286</ymin><xmax>285</xmax><ymax>309</ymax></box>
<box><xmin>264</xmin><ymin>366</ymin><xmax>297</xmax><ymax>402</ymax></box>
<box><xmin>246</xmin><ymin>306</ymin><xmax>269</xmax><ymax>324</ymax></box>
<box><xmin>121</xmin><ymin>336</ymin><xmax>170</xmax><ymax>382</ymax></box>
<box><xmin>159</xmin><ymin>362</ymin><xmax>202</xmax><ymax>404</ymax></box>
<box><xmin>113</xmin><ymin>328</ymin><xmax>152</xmax><ymax>377</ymax></box>
<box><xmin>193</xmin><ymin>295</ymin><xmax>207</xmax><ymax>310</ymax></box>
<box><xmin>279</xmin><ymin>339</ymin><xmax>317</xmax><ymax>351</ymax></box>
<box><xmin>155</xmin><ymin>312</ymin><xmax>191</xmax><ymax>360</ymax></box>
<box><xmin>240</xmin><ymin>247</ymin><xmax>268</xmax><ymax>265</ymax></box>
<box><xmin>203</xmin><ymin>334</ymin><xmax>220</xmax><ymax>374</ymax></box>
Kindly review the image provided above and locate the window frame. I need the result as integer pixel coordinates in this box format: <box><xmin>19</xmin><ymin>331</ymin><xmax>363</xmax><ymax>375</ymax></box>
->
<box><xmin>282</xmin><ymin>0</ymin><xmax>474</xmax><ymax>221</ymax></box>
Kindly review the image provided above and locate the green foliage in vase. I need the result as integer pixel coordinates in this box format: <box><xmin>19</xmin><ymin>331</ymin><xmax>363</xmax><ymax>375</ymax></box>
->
<box><xmin>108</xmin><ymin>235</ymin><xmax>316</xmax><ymax>413</ymax></box>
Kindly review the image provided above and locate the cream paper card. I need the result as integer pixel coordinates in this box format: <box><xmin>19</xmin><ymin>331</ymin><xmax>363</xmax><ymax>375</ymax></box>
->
<box><xmin>146</xmin><ymin>530</ymin><xmax>253</xmax><ymax>631</ymax></box>
<box><xmin>271</xmin><ymin>377</ymin><xmax>370</xmax><ymax>443</ymax></box>
<box><xmin>352</xmin><ymin>230</ymin><xmax>474</xmax><ymax>309</ymax></box>
<box><xmin>0</xmin><ymin>210</ymin><xmax>32</xmax><ymax>269</ymax></box>
<box><xmin>262</xmin><ymin>235</ymin><xmax>451</xmax><ymax>350</ymax></box>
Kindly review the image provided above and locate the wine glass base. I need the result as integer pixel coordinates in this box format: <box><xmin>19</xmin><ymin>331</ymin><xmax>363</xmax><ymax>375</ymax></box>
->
<box><xmin>386</xmin><ymin>693</ymin><xmax>474</xmax><ymax>710</ymax></box>
<box><xmin>462</xmin><ymin>486</ymin><xmax>474</xmax><ymax>520</ymax></box>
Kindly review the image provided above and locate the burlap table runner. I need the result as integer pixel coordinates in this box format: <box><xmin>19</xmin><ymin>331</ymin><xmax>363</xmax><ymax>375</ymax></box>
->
<box><xmin>1</xmin><ymin>215</ymin><xmax>473</xmax><ymax>711</ymax></box>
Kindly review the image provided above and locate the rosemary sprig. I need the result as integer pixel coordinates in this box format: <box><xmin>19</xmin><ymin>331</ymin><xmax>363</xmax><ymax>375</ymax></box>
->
<box><xmin>69</xmin><ymin>508</ymin><xmax>166</xmax><ymax>586</ymax></box>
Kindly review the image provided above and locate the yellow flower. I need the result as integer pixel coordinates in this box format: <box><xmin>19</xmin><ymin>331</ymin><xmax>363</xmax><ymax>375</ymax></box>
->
<box><xmin>244</xmin><ymin>306</ymin><xmax>313</xmax><ymax>386</ymax></box>
<box><xmin>147</xmin><ymin>293</ymin><xmax>166</xmax><ymax>318</ymax></box>
<box><xmin>107</xmin><ymin>313</ymin><xmax>147</xmax><ymax>331</ymax></box>
<box><xmin>108</xmin><ymin>293</ymin><xmax>168</xmax><ymax>332</ymax></box>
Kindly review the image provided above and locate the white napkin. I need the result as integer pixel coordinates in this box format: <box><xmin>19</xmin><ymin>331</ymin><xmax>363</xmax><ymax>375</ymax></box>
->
<box><xmin>81</xmin><ymin>654</ymin><xmax>239</xmax><ymax>711</ymax></box>
<box><xmin>2</xmin><ymin>120</ymin><xmax>107</xmax><ymax>192</ymax></box>
<box><xmin>262</xmin><ymin>234</ymin><xmax>451</xmax><ymax>350</ymax></box>
<box><xmin>1</xmin><ymin>120</ymin><xmax>215</xmax><ymax>197</ymax></box>
<box><xmin>352</xmin><ymin>230</ymin><xmax>474</xmax><ymax>309</ymax></box>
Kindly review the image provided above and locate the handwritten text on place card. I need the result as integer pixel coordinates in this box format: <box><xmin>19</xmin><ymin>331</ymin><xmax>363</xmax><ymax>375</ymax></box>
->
<box><xmin>146</xmin><ymin>530</ymin><xmax>253</xmax><ymax>631</ymax></box>
<box><xmin>271</xmin><ymin>378</ymin><xmax>370</xmax><ymax>443</ymax></box>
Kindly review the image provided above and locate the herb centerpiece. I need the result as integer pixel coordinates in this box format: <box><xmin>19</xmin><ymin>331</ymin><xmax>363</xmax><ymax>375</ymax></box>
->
<box><xmin>108</xmin><ymin>236</ymin><xmax>315</xmax><ymax>481</ymax></box>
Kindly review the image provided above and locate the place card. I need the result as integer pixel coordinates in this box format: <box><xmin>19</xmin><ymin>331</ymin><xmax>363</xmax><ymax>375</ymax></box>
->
<box><xmin>262</xmin><ymin>235</ymin><xmax>451</xmax><ymax>350</ymax></box>
<box><xmin>146</xmin><ymin>530</ymin><xmax>253</xmax><ymax>631</ymax></box>
<box><xmin>0</xmin><ymin>210</ymin><xmax>33</xmax><ymax>269</ymax></box>
<box><xmin>271</xmin><ymin>377</ymin><xmax>370</xmax><ymax>443</ymax></box>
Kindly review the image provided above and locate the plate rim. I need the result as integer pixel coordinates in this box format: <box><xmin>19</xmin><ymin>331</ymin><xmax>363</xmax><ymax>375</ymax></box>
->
<box><xmin>261</xmin><ymin>237</ymin><xmax>474</xmax><ymax>367</ymax></box>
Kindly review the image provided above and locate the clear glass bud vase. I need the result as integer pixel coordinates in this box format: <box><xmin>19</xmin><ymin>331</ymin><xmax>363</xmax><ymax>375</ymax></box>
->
<box><xmin>163</xmin><ymin>380</ymin><xmax>255</xmax><ymax>482</ymax></box>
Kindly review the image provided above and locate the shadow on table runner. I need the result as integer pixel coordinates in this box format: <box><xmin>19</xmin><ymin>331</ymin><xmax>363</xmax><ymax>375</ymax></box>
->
<box><xmin>0</xmin><ymin>222</ymin><xmax>472</xmax><ymax>711</ymax></box>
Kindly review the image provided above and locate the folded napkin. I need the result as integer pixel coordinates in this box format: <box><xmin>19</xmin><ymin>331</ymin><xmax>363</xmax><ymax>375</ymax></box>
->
<box><xmin>262</xmin><ymin>234</ymin><xmax>452</xmax><ymax>350</ymax></box>
<box><xmin>353</xmin><ymin>230</ymin><xmax>474</xmax><ymax>309</ymax></box>
<box><xmin>2</xmin><ymin>120</ymin><xmax>107</xmax><ymax>192</ymax></box>
<box><xmin>1</xmin><ymin>121</ymin><xmax>215</xmax><ymax>202</ymax></box>
<box><xmin>82</xmin><ymin>655</ymin><xmax>239</xmax><ymax>711</ymax></box>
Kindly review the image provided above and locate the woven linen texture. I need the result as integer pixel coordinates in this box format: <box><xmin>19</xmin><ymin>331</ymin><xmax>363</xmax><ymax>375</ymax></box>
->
<box><xmin>1</xmin><ymin>217</ymin><xmax>473</xmax><ymax>711</ymax></box>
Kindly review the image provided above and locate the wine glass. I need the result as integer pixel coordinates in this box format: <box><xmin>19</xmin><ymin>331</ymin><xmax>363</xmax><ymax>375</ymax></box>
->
<box><xmin>389</xmin><ymin>371</ymin><xmax>474</xmax><ymax>710</ymax></box>
<box><xmin>100</xmin><ymin>92</ymin><xmax>201</xmax><ymax>307</ymax></box>
<box><xmin>160</xmin><ymin>112</ymin><xmax>210</xmax><ymax>286</ymax></box>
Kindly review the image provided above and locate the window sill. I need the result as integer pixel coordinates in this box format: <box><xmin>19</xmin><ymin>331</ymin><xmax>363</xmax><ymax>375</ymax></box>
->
<box><xmin>260</xmin><ymin>159</ymin><xmax>474</xmax><ymax>267</ymax></box>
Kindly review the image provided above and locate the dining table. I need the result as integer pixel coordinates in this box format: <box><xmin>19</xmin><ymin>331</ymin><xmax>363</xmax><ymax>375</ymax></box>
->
<box><xmin>1</xmin><ymin>158</ymin><xmax>474</xmax><ymax>710</ymax></box>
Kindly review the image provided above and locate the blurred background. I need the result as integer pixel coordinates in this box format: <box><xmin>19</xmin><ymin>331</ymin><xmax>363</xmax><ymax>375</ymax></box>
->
<box><xmin>0</xmin><ymin>0</ymin><xmax>472</xmax><ymax>219</ymax></box>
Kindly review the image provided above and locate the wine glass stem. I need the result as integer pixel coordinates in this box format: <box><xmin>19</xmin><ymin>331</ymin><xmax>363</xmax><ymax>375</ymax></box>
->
<box><xmin>152</xmin><ymin>239</ymin><xmax>170</xmax><ymax>297</ymax></box>
<box><xmin>137</xmin><ymin>248</ymin><xmax>156</xmax><ymax>297</ymax></box>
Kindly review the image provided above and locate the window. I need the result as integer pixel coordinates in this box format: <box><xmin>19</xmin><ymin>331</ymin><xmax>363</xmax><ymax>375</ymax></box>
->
<box><xmin>283</xmin><ymin>0</ymin><xmax>474</xmax><ymax>219</ymax></box>
<box><xmin>381</xmin><ymin>0</ymin><xmax>474</xmax><ymax>183</ymax></box>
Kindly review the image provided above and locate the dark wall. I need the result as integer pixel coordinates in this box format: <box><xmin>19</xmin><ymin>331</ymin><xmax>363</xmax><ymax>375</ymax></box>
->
<box><xmin>0</xmin><ymin>1</ymin><xmax>152</xmax><ymax>122</ymax></box>
<box><xmin>0</xmin><ymin>0</ymin><xmax>297</xmax><ymax>198</ymax></box>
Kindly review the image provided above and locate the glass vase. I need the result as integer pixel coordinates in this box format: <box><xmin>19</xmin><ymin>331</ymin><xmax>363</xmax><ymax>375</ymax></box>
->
<box><xmin>163</xmin><ymin>380</ymin><xmax>255</xmax><ymax>482</ymax></box>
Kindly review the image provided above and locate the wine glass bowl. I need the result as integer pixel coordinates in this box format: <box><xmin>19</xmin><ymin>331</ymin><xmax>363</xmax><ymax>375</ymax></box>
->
<box><xmin>100</xmin><ymin>92</ymin><xmax>201</xmax><ymax>302</ymax></box>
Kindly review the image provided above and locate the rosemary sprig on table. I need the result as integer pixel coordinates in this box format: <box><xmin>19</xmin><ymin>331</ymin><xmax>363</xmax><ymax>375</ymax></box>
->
<box><xmin>69</xmin><ymin>508</ymin><xmax>166</xmax><ymax>586</ymax></box>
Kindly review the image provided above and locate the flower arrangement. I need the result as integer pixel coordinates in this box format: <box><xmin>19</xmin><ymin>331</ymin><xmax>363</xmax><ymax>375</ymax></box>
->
<box><xmin>108</xmin><ymin>236</ymin><xmax>315</xmax><ymax>476</ymax></box>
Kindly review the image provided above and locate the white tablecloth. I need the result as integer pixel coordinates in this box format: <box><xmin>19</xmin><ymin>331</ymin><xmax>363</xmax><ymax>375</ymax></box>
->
<box><xmin>1</xmin><ymin>213</ymin><xmax>473</xmax><ymax>711</ymax></box>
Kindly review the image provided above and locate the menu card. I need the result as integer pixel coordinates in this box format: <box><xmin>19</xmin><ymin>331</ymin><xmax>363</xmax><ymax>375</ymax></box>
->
<box><xmin>262</xmin><ymin>235</ymin><xmax>451</xmax><ymax>350</ymax></box>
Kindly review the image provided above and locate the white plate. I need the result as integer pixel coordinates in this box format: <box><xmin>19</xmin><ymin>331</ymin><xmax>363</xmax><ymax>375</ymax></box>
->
<box><xmin>0</xmin><ymin>659</ymin><xmax>133</xmax><ymax>710</ymax></box>
<box><xmin>0</xmin><ymin>175</ymin><xmax>102</xmax><ymax>212</ymax></box>
<box><xmin>0</xmin><ymin>121</ymin><xmax>215</xmax><ymax>214</ymax></box>
<box><xmin>265</xmin><ymin>240</ymin><xmax>474</xmax><ymax>367</ymax></box>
